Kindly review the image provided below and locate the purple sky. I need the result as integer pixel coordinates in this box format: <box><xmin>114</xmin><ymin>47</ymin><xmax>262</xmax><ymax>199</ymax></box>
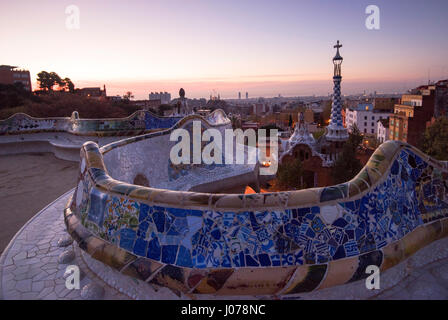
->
<box><xmin>1</xmin><ymin>0</ymin><xmax>447</xmax><ymax>99</ymax></box>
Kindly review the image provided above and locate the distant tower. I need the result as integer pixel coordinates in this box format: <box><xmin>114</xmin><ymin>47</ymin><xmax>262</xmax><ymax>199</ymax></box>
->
<box><xmin>238</xmin><ymin>92</ymin><xmax>241</xmax><ymax>100</ymax></box>
<box><xmin>177</xmin><ymin>88</ymin><xmax>190</xmax><ymax>115</ymax></box>
<box><xmin>325</xmin><ymin>40</ymin><xmax>348</xmax><ymax>150</ymax></box>
<box><xmin>246</xmin><ymin>92</ymin><xmax>248</xmax><ymax>99</ymax></box>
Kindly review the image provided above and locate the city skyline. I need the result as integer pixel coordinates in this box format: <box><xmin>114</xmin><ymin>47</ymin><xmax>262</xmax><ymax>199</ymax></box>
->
<box><xmin>1</xmin><ymin>0</ymin><xmax>448</xmax><ymax>99</ymax></box>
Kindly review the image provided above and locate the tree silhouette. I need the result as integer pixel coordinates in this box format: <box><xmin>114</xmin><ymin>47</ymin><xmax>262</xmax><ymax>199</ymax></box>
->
<box><xmin>421</xmin><ymin>117</ymin><xmax>448</xmax><ymax>160</ymax></box>
<box><xmin>331</xmin><ymin>124</ymin><xmax>363</xmax><ymax>184</ymax></box>
<box><xmin>37</xmin><ymin>71</ymin><xmax>72</xmax><ymax>92</ymax></box>
<box><xmin>123</xmin><ymin>91</ymin><xmax>134</xmax><ymax>100</ymax></box>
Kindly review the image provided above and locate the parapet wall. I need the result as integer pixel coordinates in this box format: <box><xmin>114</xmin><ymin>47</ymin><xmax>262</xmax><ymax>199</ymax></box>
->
<box><xmin>0</xmin><ymin>109</ymin><xmax>230</xmax><ymax>162</ymax></box>
<box><xmin>65</xmin><ymin>131</ymin><xmax>448</xmax><ymax>296</ymax></box>
<box><xmin>0</xmin><ymin>110</ymin><xmax>187</xmax><ymax>136</ymax></box>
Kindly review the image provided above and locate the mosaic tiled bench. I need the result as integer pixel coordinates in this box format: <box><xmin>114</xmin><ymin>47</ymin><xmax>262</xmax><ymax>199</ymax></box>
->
<box><xmin>65</xmin><ymin>125</ymin><xmax>448</xmax><ymax>296</ymax></box>
<box><xmin>0</xmin><ymin>109</ymin><xmax>228</xmax><ymax>136</ymax></box>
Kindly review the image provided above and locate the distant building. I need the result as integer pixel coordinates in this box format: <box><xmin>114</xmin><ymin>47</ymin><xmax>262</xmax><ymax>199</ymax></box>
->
<box><xmin>241</xmin><ymin>121</ymin><xmax>259</xmax><ymax>130</ymax></box>
<box><xmin>130</xmin><ymin>99</ymin><xmax>161</xmax><ymax>110</ymax></box>
<box><xmin>434</xmin><ymin>79</ymin><xmax>448</xmax><ymax>118</ymax></box>
<box><xmin>107</xmin><ymin>95</ymin><xmax>123</xmax><ymax>102</ymax></box>
<box><xmin>373</xmin><ymin>97</ymin><xmax>399</xmax><ymax>112</ymax></box>
<box><xmin>253</xmin><ymin>103</ymin><xmax>265</xmax><ymax>115</ymax></box>
<box><xmin>345</xmin><ymin>103</ymin><xmax>391</xmax><ymax>136</ymax></box>
<box><xmin>79</xmin><ymin>85</ymin><xmax>106</xmax><ymax>98</ymax></box>
<box><xmin>246</xmin><ymin>92</ymin><xmax>248</xmax><ymax>99</ymax></box>
<box><xmin>304</xmin><ymin>108</ymin><xmax>314</xmax><ymax>124</ymax></box>
<box><xmin>149</xmin><ymin>91</ymin><xmax>171</xmax><ymax>104</ymax></box>
<box><xmin>0</xmin><ymin>65</ymin><xmax>32</xmax><ymax>91</ymax></box>
<box><xmin>389</xmin><ymin>84</ymin><xmax>440</xmax><ymax>146</ymax></box>
<box><xmin>377</xmin><ymin>118</ymin><xmax>390</xmax><ymax>143</ymax></box>
<box><xmin>238</xmin><ymin>92</ymin><xmax>241</xmax><ymax>100</ymax></box>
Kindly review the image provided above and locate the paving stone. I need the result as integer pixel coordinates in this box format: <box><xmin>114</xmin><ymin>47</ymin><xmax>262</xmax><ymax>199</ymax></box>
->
<box><xmin>15</xmin><ymin>279</ymin><xmax>32</xmax><ymax>293</ymax></box>
<box><xmin>22</xmin><ymin>292</ymin><xmax>40</xmax><ymax>300</ymax></box>
<box><xmin>31</xmin><ymin>281</ymin><xmax>45</xmax><ymax>292</ymax></box>
<box><xmin>404</xmin><ymin>273</ymin><xmax>448</xmax><ymax>300</ymax></box>
<box><xmin>44</xmin><ymin>280</ymin><xmax>55</xmax><ymax>288</ymax></box>
<box><xmin>36</xmin><ymin>286</ymin><xmax>54</xmax><ymax>299</ymax></box>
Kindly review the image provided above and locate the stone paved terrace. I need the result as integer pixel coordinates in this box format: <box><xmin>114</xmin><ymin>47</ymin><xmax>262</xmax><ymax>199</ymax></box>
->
<box><xmin>1</xmin><ymin>191</ymin><xmax>448</xmax><ymax>300</ymax></box>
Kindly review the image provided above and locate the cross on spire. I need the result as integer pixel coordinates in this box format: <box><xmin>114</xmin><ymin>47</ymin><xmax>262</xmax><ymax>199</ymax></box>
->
<box><xmin>334</xmin><ymin>40</ymin><xmax>342</xmax><ymax>50</ymax></box>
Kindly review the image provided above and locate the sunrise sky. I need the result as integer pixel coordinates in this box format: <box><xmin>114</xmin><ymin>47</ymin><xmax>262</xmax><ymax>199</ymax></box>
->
<box><xmin>1</xmin><ymin>0</ymin><xmax>448</xmax><ymax>99</ymax></box>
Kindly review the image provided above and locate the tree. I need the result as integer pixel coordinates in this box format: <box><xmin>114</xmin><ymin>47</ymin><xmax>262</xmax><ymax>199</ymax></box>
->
<box><xmin>230</xmin><ymin>115</ymin><xmax>242</xmax><ymax>129</ymax></box>
<box><xmin>50</xmin><ymin>72</ymin><xmax>64</xmax><ymax>89</ymax></box>
<box><xmin>63</xmin><ymin>78</ymin><xmax>75</xmax><ymax>93</ymax></box>
<box><xmin>319</xmin><ymin>100</ymin><xmax>332</xmax><ymax>126</ymax></box>
<box><xmin>421</xmin><ymin>117</ymin><xmax>448</xmax><ymax>160</ymax></box>
<box><xmin>37</xmin><ymin>71</ymin><xmax>54</xmax><ymax>91</ymax></box>
<box><xmin>36</xmin><ymin>71</ymin><xmax>66</xmax><ymax>92</ymax></box>
<box><xmin>349</xmin><ymin>124</ymin><xmax>364</xmax><ymax>147</ymax></box>
<box><xmin>123</xmin><ymin>91</ymin><xmax>134</xmax><ymax>100</ymax></box>
<box><xmin>277</xmin><ymin>158</ymin><xmax>305</xmax><ymax>189</ymax></box>
<box><xmin>331</xmin><ymin>124</ymin><xmax>363</xmax><ymax>184</ymax></box>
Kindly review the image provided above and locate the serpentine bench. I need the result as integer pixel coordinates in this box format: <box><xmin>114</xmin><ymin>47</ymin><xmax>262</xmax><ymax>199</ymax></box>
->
<box><xmin>64</xmin><ymin>115</ymin><xmax>448</xmax><ymax>296</ymax></box>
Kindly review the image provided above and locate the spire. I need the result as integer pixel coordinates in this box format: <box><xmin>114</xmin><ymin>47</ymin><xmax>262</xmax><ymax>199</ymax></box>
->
<box><xmin>325</xmin><ymin>40</ymin><xmax>348</xmax><ymax>142</ymax></box>
<box><xmin>289</xmin><ymin>112</ymin><xmax>315</xmax><ymax>145</ymax></box>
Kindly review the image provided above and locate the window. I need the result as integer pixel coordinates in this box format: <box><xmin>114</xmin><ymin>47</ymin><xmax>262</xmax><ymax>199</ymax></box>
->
<box><xmin>371</xmin><ymin>122</ymin><xmax>374</xmax><ymax>126</ymax></box>
<box><xmin>364</xmin><ymin>122</ymin><xmax>367</xmax><ymax>127</ymax></box>
<box><xmin>371</xmin><ymin>129</ymin><xmax>374</xmax><ymax>134</ymax></box>
<box><xmin>364</xmin><ymin>129</ymin><xmax>367</xmax><ymax>133</ymax></box>
<box><xmin>364</xmin><ymin>116</ymin><xmax>367</xmax><ymax>120</ymax></box>
<box><xmin>372</xmin><ymin>116</ymin><xmax>375</xmax><ymax>120</ymax></box>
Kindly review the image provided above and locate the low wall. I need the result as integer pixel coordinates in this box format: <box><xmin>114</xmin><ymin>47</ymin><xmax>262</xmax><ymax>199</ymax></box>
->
<box><xmin>0</xmin><ymin>140</ymin><xmax>81</xmax><ymax>162</ymax></box>
<box><xmin>0</xmin><ymin>110</ymin><xmax>230</xmax><ymax>163</ymax></box>
<box><xmin>0</xmin><ymin>110</ymin><xmax>188</xmax><ymax>136</ymax></box>
<box><xmin>64</xmin><ymin>120</ymin><xmax>448</xmax><ymax>296</ymax></box>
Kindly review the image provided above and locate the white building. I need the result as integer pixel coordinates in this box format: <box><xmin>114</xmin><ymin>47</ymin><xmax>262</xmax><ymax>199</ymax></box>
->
<box><xmin>345</xmin><ymin>103</ymin><xmax>391</xmax><ymax>136</ymax></box>
<box><xmin>149</xmin><ymin>92</ymin><xmax>171</xmax><ymax>104</ymax></box>
<box><xmin>377</xmin><ymin>118</ymin><xmax>390</xmax><ymax>143</ymax></box>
